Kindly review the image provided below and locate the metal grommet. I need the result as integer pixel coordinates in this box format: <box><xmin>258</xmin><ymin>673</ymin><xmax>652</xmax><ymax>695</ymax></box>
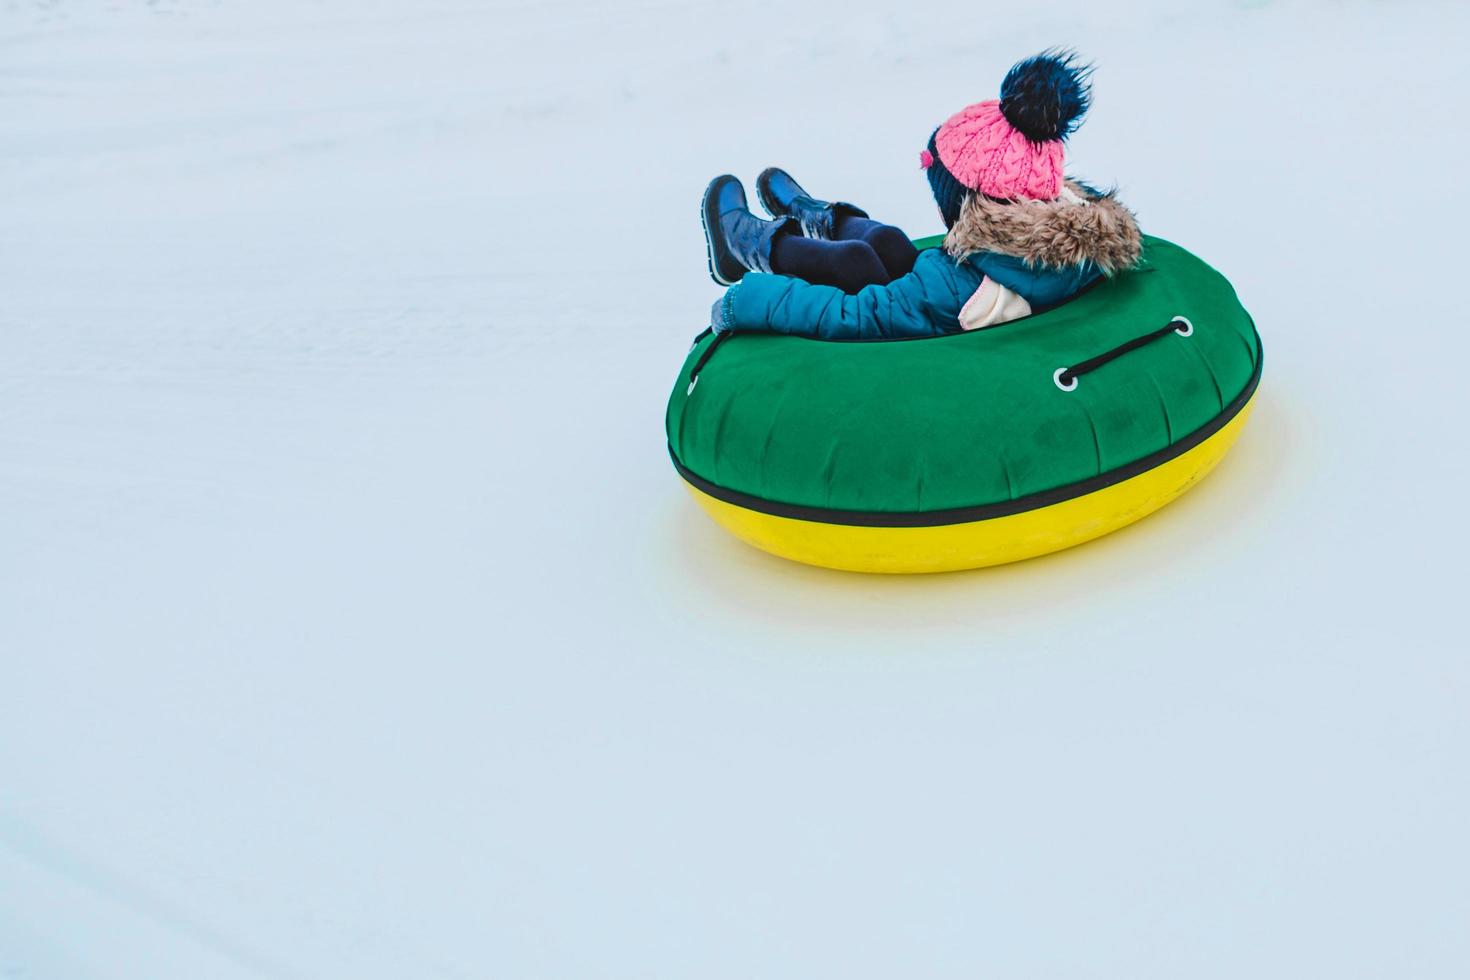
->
<box><xmin>1172</xmin><ymin>315</ymin><xmax>1194</xmax><ymax>337</ymax></box>
<box><xmin>1053</xmin><ymin>367</ymin><xmax>1077</xmax><ymax>392</ymax></box>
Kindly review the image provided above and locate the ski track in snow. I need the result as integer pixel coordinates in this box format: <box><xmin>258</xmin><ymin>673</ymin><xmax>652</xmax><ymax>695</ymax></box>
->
<box><xmin>2</xmin><ymin>1</ymin><xmax>1468</xmax><ymax>977</ymax></box>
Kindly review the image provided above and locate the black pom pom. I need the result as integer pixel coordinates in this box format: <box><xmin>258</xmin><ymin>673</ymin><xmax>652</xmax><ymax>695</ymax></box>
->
<box><xmin>998</xmin><ymin>49</ymin><xmax>1093</xmax><ymax>143</ymax></box>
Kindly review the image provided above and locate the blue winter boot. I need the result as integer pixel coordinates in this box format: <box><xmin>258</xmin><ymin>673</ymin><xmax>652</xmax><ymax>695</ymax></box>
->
<box><xmin>755</xmin><ymin>167</ymin><xmax>869</xmax><ymax>241</ymax></box>
<box><xmin>701</xmin><ymin>174</ymin><xmax>797</xmax><ymax>286</ymax></box>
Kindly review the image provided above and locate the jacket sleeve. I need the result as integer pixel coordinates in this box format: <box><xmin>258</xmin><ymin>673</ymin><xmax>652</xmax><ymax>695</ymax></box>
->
<box><xmin>720</xmin><ymin>255</ymin><xmax>972</xmax><ymax>340</ymax></box>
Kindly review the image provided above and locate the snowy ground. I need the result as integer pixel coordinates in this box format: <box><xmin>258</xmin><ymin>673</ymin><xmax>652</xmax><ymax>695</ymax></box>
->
<box><xmin>2</xmin><ymin>0</ymin><xmax>1468</xmax><ymax>976</ymax></box>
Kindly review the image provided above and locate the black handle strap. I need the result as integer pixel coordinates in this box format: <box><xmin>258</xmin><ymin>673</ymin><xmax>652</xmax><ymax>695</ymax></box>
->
<box><xmin>1055</xmin><ymin>316</ymin><xmax>1193</xmax><ymax>391</ymax></box>
<box><xmin>686</xmin><ymin>330</ymin><xmax>735</xmax><ymax>394</ymax></box>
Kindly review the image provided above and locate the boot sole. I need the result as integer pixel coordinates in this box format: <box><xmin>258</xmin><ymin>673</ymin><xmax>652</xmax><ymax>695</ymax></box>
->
<box><xmin>701</xmin><ymin>176</ymin><xmax>748</xmax><ymax>287</ymax></box>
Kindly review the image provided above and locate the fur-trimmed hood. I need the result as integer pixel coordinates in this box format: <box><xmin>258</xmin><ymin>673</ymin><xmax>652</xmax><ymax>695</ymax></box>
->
<box><xmin>943</xmin><ymin>180</ymin><xmax>1142</xmax><ymax>275</ymax></box>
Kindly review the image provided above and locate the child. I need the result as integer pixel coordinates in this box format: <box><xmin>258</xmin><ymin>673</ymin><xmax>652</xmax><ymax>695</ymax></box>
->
<box><xmin>700</xmin><ymin>50</ymin><xmax>1142</xmax><ymax>338</ymax></box>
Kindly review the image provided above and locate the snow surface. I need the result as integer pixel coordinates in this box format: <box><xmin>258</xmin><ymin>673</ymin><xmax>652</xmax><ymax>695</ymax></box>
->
<box><xmin>2</xmin><ymin>1</ymin><xmax>1468</xmax><ymax>976</ymax></box>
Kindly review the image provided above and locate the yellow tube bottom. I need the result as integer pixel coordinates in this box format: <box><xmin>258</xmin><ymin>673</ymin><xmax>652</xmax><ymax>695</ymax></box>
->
<box><xmin>685</xmin><ymin>398</ymin><xmax>1254</xmax><ymax>574</ymax></box>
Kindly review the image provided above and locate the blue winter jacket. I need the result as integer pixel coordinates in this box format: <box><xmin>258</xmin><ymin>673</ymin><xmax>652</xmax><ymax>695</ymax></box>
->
<box><xmin>713</xmin><ymin>185</ymin><xmax>1142</xmax><ymax>339</ymax></box>
<box><xmin>715</xmin><ymin>249</ymin><xmax>1099</xmax><ymax>339</ymax></box>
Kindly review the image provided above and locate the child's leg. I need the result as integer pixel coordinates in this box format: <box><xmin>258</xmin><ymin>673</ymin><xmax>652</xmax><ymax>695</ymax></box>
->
<box><xmin>770</xmin><ymin>235</ymin><xmax>890</xmax><ymax>294</ymax></box>
<box><xmin>832</xmin><ymin>215</ymin><xmax>919</xmax><ymax>279</ymax></box>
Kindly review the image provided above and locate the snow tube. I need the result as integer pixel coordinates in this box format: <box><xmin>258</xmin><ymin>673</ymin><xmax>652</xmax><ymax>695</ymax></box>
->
<box><xmin>666</xmin><ymin>235</ymin><xmax>1262</xmax><ymax>573</ymax></box>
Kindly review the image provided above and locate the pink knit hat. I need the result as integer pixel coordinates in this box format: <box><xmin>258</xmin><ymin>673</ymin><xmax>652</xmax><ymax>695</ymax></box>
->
<box><xmin>922</xmin><ymin>51</ymin><xmax>1092</xmax><ymax>218</ymax></box>
<box><xmin>933</xmin><ymin>100</ymin><xmax>1066</xmax><ymax>200</ymax></box>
